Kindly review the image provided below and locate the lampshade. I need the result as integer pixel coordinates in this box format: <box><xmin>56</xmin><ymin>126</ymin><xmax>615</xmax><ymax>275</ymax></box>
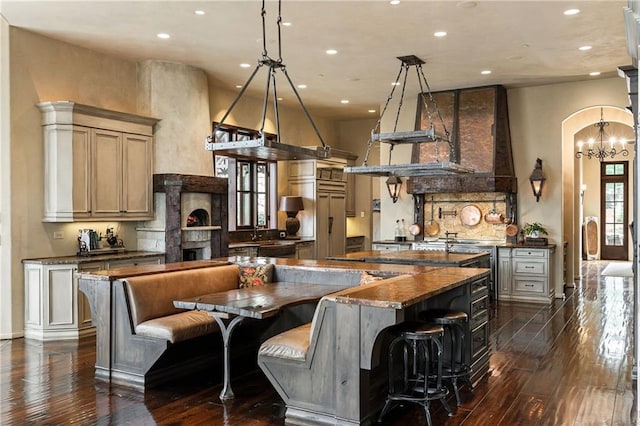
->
<box><xmin>279</xmin><ymin>196</ymin><xmax>304</xmax><ymax>212</ymax></box>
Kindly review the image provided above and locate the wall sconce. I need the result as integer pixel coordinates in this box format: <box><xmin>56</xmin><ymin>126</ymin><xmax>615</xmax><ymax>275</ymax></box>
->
<box><xmin>529</xmin><ymin>158</ymin><xmax>546</xmax><ymax>202</ymax></box>
<box><xmin>279</xmin><ymin>196</ymin><xmax>304</xmax><ymax>237</ymax></box>
<box><xmin>386</xmin><ymin>175</ymin><xmax>402</xmax><ymax>203</ymax></box>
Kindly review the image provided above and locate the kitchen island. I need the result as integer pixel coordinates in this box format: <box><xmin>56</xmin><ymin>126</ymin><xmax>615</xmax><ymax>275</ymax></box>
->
<box><xmin>258</xmin><ymin>264</ymin><xmax>490</xmax><ymax>425</ymax></box>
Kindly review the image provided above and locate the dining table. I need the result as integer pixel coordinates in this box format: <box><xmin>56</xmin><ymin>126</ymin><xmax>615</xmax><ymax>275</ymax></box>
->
<box><xmin>173</xmin><ymin>281</ymin><xmax>351</xmax><ymax>401</ymax></box>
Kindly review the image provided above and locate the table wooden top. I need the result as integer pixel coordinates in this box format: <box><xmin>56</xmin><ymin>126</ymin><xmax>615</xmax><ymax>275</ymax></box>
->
<box><xmin>174</xmin><ymin>282</ymin><xmax>351</xmax><ymax>319</ymax></box>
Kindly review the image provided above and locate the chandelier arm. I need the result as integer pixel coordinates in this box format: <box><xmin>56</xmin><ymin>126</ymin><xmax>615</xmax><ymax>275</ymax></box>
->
<box><xmin>271</xmin><ymin>68</ymin><xmax>281</xmax><ymax>143</ymax></box>
<box><xmin>371</xmin><ymin>64</ymin><xmax>404</xmax><ymax>136</ymax></box>
<box><xmin>417</xmin><ymin>65</ymin><xmax>449</xmax><ymax>140</ymax></box>
<box><xmin>261</xmin><ymin>0</ymin><xmax>268</xmax><ymax>58</ymax></box>
<box><xmin>212</xmin><ymin>63</ymin><xmax>264</xmax><ymax>139</ymax></box>
<box><xmin>277</xmin><ymin>0</ymin><xmax>283</xmax><ymax>63</ymax></box>
<box><xmin>392</xmin><ymin>64</ymin><xmax>409</xmax><ymax>133</ymax></box>
<box><xmin>281</xmin><ymin>67</ymin><xmax>327</xmax><ymax>149</ymax></box>
<box><xmin>258</xmin><ymin>65</ymin><xmax>274</xmax><ymax>136</ymax></box>
<box><xmin>414</xmin><ymin>65</ymin><xmax>439</xmax><ymax>161</ymax></box>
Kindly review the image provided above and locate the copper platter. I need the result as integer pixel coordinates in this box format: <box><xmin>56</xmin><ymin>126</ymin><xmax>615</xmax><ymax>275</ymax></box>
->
<box><xmin>460</xmin><ymin>204</ymin><xmax>482</xmax><ymax>227</ymax></box>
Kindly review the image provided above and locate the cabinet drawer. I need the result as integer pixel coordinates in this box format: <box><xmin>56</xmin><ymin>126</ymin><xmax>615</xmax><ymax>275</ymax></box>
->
<box><xmin>471</xmin><ymin>322</ymin><xmax>488</xmax><ymax>360</ymax></box>
<box><xmin>513</xmin><ymin>276</ymin><xmax>546</xmax><ymax>294</ymax></box>
<box><xmin>471</xmin><ymin>293</ymin><xmax>489</xmax><ymax>315</ymax></box>
<box><xmin>512</xmin><ymin>259</ymin><xmax>545</xmax><ymax>275</ymax></box>
<box><xmin>471</xmin><ymin>278</ymin><xmax>488</xmax><ymax>297</ymax></box>
<box><xmin>512</xmin><ymin>248</ymin><xmax>547</xmax><ymax>258</ymax></box>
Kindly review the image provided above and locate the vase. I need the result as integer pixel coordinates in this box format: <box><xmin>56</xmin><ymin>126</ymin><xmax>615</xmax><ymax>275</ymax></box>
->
<box><xmin>529</xmin><ymin>231</ymin><xmax>540</xmax><ymax>239</ymax></box>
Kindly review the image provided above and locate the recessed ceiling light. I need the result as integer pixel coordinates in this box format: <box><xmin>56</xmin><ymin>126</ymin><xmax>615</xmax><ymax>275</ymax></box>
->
<box><xmin>341</xmin><ymin>100</ymin><xmax>349</xmax><ymax>104</ymax></box>
<box><xmin>481</xmin><ymin>70</ymin><xmax>492</xmax><ymax>75</ymax></box>
<box><xmin>194</xmin><ymin>10</ymin><xmax>205</xmax><ymax>16</ymax></box>
<box><xmin>157</xmin><ymin>33</ymin><xmax>170</xmax><ymax>39</ymax></box>
<box><xmin>391</xmin><ymin>82</ymin><xmax>400</xmax><ymax>86</ymax></box>
<box><xmin>368</xmin><ymin>109</ymin><xmax>376</xmax><ymax>113</ymax></box>
<box><xmin>579</xmin><ymin>45</ymin><xmax>592</xmax><ymax>51</ymax></box>
<box><xmin>564</xmin><ymin>8</ymin><xmax>580</xmax><ymax>16</ymax></box>
<box><xmin>240</xmin><ymin>63</ymin><xmax>251</xmax><ymax>68</ymax></box>
<box><xmin>589</xmin><ymin>71</ymin><xmax>601</xmax><ymax>76</ymax></box>
<box><xmin>277</xmin><ymin>97</ymin><xmax>284</xmax><ymax>101</ymax></box>
<box><xmin>282</xmin><ymin>22</ymin><xmax>292</xmax><ymax>26</ymax></box>
<box><xmin>326</xmin><ymin>49</ymin><xmax>338</xmax><ymax>55</ymax></box>
<box><xmin>297</xmin><ymin>84</ymin><xmax>307</xmax><ymax>89</ymax></box>
<box><xmin>434</xmin><ymin>31</ymin><xmax>447</xmax><ymax>38</ymax></box>
<box><xmin>235</xmin><ymin>85</ymin><xmax>243</xmax><ymax>88</ymax></box>
<box><xmin>390</xmin><ymin>0</ymin><xmax>400</xmax><ymax>5</ymax></box>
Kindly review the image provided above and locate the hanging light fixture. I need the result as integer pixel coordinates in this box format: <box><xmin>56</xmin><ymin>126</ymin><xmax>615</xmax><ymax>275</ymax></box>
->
<box><xmin>204</xmin><ymin>0</ymin><xmax>330</xmax><ymax>161</ymax></box>
<box><xmin>575</xmin><ymin>108</ymin><xmax>629</xmax><ymax>161</ymax></box>
<box><xmin>344</xmin><ymin>55</ymin><xmax>473</xmax><ymax>178</ymax></box>
<box><xmin>385</xmin><ymin>175</ymin><xmax>402</xmax><ymax>203</ymax></box>
<box><xmin>529</xmin><ymin>158</ymin><xmax>546</xmax><ymax>202</ymax></box>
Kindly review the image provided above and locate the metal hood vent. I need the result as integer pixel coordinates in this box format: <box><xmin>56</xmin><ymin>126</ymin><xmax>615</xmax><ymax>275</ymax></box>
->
<box><xmin>407</xmin><ymin>84</ymin><xmax>517</xmax><ymax>194</ymax></box>
<box><xmin>204</xmin><ymin>0</ymin><xmax>330</xmax><ymax>162</ymax></box>
<box><xmin>344</xmin><ymin>55</ymin><xmax>474</xmax><ymax>178</ymax></box>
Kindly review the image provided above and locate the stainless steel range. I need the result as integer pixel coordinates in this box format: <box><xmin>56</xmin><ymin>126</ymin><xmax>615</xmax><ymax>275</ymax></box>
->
<box><xmin>412</xmin><ymin>238</ymin><xmax>501</xmax><ymax>300</ymax></box>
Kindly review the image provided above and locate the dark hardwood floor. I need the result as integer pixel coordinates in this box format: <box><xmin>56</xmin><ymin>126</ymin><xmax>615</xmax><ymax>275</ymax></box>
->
<box><xmin>1</xmin><ymin>261</ymin><xmax>636</xmax><ymax>425</ymax></box>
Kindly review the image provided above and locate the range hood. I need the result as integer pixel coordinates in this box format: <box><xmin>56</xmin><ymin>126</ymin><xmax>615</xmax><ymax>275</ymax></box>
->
<box><xmin>407</xmin><ymin>85</ymin><xmax>517</xmax><ymax>194</ymax></box>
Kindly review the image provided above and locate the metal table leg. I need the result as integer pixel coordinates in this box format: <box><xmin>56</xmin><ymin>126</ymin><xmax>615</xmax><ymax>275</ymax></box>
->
<box><xmin>211</xmin><ymin>315</ymin><xmax>245</xmax><ymax>401</ymax></box>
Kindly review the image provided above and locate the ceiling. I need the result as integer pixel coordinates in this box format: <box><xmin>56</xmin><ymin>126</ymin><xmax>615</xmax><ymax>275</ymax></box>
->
<box><xmin>0</xmin><ymin>0</ymin><xmax>632</xmax><ymax>120</ymax></box>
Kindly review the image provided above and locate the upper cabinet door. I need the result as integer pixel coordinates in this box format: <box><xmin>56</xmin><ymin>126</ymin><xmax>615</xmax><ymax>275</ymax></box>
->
<box><xmin>122</xmin><ymin>134</ymin><xmax>153</xmax><ymax>216</ymax></box>
<box><xmin>91</xmin><ymin>129</ymin><xmax>122</xmax><ymax>217</ymax></box>
<box><xmin>71</xmin><ymin>126</ymin><xmax>91</xmax><ymax>218</ymax></box>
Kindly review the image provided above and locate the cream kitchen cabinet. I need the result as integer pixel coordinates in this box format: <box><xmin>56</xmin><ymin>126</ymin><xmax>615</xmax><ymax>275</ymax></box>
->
<box><xmin>288</xmin><ymin>157</ymin><xmax>353</xmax><ymax>259</ymax></box>
<box><xmin>38</xmin><ymin>101</ymin><xmax>158</xmax><ymax>222</ymax></box>
<box><xmin>497</xmin><ymin>246</ymin><xmax>555</xmax><ymax>303</ymax></box>
<box><xmin>23</xmin><ymin>253</ymin><xmax>164</xmax><ymax>341</ymax></box>
<box><xmin>296</xmin><ymin>241</ymin><xmax>315</xmax><ymax>259</ymax></box>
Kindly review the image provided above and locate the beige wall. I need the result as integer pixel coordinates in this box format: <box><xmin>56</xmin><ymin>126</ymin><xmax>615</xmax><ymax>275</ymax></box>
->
<box><xmin>138</xmin><ymin>60</ymin><xmax>213</xmax><ymax>176</ymax></box>
<box><xmin>0</xmin><ymin>14</ymin><xmax>13</xmax><ymax>338</ymax></box>
<box><xmin>335</xmin><ymin>118</ymin><xmax>378</xmax><ymax>246</ymax></box>
<box><xmin>5</xmin><ymin>28</ymin><xmax>142</xmax><ymax>337</ymax></box>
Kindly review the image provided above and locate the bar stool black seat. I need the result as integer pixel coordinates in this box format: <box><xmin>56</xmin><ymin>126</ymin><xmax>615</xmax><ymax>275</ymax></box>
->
<box><xmin>379</xmin><ymin>321</ymin><xmax>452</xmax><ymax>426</ymax></box>
<box><xmin>420</xmin><ymin>309</ymin><xmax>473</xmax><ymax>406</ymax></box>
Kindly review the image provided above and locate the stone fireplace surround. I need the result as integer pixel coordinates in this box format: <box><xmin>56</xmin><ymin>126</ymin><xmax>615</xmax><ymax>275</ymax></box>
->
<box><xmin>136</xmin><ymin>174</ymin><xmax>229</xmax><ymax>263</ymax></box>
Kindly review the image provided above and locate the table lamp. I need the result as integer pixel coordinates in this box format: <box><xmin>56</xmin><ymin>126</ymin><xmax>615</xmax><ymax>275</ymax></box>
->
<box><xmin>279</xmin><ymin>196</ymin><xmax>304</xmax><ymax>237</ymax></box>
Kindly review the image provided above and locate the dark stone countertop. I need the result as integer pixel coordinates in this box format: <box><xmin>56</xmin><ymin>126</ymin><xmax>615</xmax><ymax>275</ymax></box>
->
<box><xmin>22</xmin><ymin>251</ymin><xmax>165</xmax><ymax>265</ymax></box>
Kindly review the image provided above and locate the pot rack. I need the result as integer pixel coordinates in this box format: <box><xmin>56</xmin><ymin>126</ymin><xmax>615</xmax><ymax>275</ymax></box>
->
<box><xmin>204</xmin><ymin>0</ymin><xmax>330</xmax><ymax>161</ymax></box>
<box><xmin>344</xmin><ymin>55</ymin><xmax>473</xmax><ymax>177</ymax></box>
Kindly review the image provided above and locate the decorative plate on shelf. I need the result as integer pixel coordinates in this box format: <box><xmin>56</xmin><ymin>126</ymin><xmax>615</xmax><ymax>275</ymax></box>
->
<box><xmin>460</xmin><ymin>204</ymin><xmax>482</xmax><ymax>227</ymax></box>
<box><xmin>505</xmin><ymin>224</ymin><xmax>519</xmax><ymax>237</ymax></box>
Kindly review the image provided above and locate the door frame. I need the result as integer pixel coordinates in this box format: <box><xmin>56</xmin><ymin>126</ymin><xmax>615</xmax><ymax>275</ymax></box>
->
<box><xmin>600</xmin><ymin>161</ymin><xmax>629</xmax><ymax>260</ymax></box>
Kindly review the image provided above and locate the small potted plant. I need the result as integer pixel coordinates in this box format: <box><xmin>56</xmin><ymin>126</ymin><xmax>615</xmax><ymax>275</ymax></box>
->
<box><xmin>522</xmin><ymin>222</ymin><xmax>548</xmax><ymax>239</ymax></box>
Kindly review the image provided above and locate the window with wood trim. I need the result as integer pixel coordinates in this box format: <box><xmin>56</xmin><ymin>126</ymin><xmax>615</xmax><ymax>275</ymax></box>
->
<box><xmin>212</xmin><ymin>123</ymin><xmax>277</xmax><ymax>230</ymax></box>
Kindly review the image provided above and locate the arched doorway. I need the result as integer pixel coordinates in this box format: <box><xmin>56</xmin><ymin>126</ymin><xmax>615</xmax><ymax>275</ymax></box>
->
<box><xmin>562</xmin><ymin>105</ymin><xmax>634</xmax><ymax>280</ymax></box>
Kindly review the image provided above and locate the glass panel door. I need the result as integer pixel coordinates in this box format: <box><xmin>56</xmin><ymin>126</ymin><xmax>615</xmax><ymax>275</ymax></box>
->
<box><xmin>600</xmin><ymin>162</ymin><xmax>628</xmax><ymax>260</ymax></box>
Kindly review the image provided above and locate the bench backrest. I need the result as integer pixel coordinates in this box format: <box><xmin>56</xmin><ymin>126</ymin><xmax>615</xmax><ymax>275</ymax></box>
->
<box><xmin>123</xmin><ymin>264</ymin><xmax>240</xmax><ymax>326</ymax></box>
<box><xmin>273</xmin><ymin>265</ymin><xmax>362</xmax><ymax>286</ymax></box>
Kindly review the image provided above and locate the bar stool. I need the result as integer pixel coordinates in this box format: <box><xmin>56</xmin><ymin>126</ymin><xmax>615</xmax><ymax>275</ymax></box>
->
<box><xmin>379</xmin><ymin>321</ymin><xmax>452</xmax><ymax>426</ymax></box>
<box><xmin>420</xmin><ymin>309</ymin><xmax>473</xmax><ymax>406</ymax></box>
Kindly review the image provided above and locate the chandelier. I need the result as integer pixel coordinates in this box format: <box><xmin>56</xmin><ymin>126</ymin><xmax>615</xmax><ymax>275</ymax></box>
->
<box><xmin>575</xmin><ymin>108</ymin><xmax>629</xmax><ymax>161</ymax></box>
<box><xmin>204</xmin><ymin>0</ymin><xmax>330</xmax><ymax>161</ymax></box>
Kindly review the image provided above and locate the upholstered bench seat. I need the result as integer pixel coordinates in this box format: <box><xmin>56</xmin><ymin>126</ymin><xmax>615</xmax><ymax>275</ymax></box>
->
<box><xmin>135</xmin><ymin>310</ymin><xmax>219</xmax><ymax>343</ymax></box>
<box><xmin>259</xmin><ymin>322</ymin><xmax>312</xmax><ymax>361</ymax></box>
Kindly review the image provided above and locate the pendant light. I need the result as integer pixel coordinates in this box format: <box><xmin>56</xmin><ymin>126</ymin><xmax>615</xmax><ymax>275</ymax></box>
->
<box><xmin>345</xmin><ymin>55</ymin><xmax>473</xmax><ymax>177</ymax></box>
<box><xmin>204</xmin><ymin>0</ymin><xmax>330</xmax><ymax>161</ymax></box>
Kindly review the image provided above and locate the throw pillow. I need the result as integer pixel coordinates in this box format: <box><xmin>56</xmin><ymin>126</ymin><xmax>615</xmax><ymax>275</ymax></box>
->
<box><xmin>359</xmin><ymin>271</ymin><xmax>383</xmax><ymax>286</ymax></box>
<box><xmin>239</xmin><ymin>263</ymin><xmax>274</xmax><ymax>288</ymax></box>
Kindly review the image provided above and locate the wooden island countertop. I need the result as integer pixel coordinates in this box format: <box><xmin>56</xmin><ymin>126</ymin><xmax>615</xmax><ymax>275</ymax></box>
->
<box><xmin>335</xmin><ymin>267</ymin><xmax>489</xmax><ymax>309</ymax></box>
<box><xmin>327</xmin><ymin>249</ymin><xmax>490</xmax><ymax>267</ymax></box>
